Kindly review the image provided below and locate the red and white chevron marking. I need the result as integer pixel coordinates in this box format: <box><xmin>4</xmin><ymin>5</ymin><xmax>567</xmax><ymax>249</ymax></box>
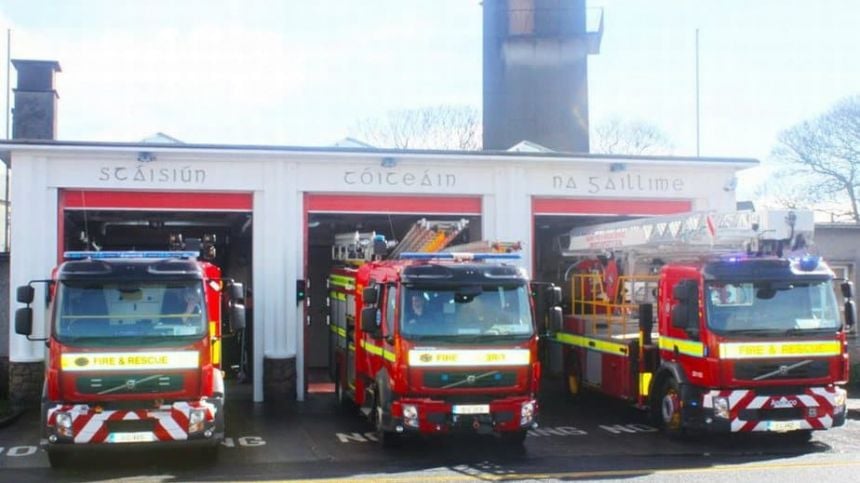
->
<box><xmin>703</xmin><ymin>386</ymin><xmax>845</xmax><ymax>432</ymax></box>
<box><xmin>46</xmin><ymin>401</ymin><xmax>216</xmax><ymax>443</ymax></box>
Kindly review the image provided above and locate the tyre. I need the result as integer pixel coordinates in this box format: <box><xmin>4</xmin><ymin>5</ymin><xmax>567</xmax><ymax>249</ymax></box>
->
<box><xmin>499</xmin><ymin>430</ymin><xmax>528</xmax><ymax>446</ymax></box>
<box><xmin>562</xmin><ymin>352</ymin><xmax>582</xmax><ymax>402</ymax></box>
<box><xmin>334</xmin><ymin>366</ymin><xmax>355</xmax><ymax>413</ymax></box>
<box><xmin>375</xmin><ymin>395</ymin><xmax>400</xmax><ymax>448</ymax></box>
<box><xmin>197</xmin><ymin>444</ymin><xmax>220</xmax><ymax>464</ymax></box>
<box><xmin>786</xmin><ymin>429</ymin><xmax>813</xmax><ymax>444</ymax></box>
<box><xmin>47</xmin><ymin>449</ymin><xmax>70</xmax><ymax>468</ymax></box>
<box><xmin>656</xmin><ymin>377</ymin><xmax>684</xmax><ymax>437</ymax></box>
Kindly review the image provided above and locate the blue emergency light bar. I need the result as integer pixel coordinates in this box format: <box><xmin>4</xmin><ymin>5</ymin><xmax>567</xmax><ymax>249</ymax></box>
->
<box><xmin>64</xmin><ymin>251</ymin><xmax>199</xmax><ymax>260</ymax></box>
<box><xmin>399</xmin><ymin>252</ymin><xmax>521</xmax><ymax>261</ymax></box>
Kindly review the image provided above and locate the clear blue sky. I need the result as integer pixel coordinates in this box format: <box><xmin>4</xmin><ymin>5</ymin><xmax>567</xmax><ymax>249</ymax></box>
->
<box><xmin>1</xmin><ymin>0</ymin><xmax>858</xmax><ymax>198</ymax></box>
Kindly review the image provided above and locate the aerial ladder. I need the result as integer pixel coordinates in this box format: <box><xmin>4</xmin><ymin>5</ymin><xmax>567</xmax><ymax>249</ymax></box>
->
<box><xmin>559</xmin><ymin>209</ymin><xmax>815</xmax><ymax>323</ymax></box>
<box><xmin>332</xmin><ymin>218</ymin><xmax>471</xmax><ymax>263</ymax></box>
<box><xmin>563</xmin><ymin>210</ymin><xmax>813</xmax><ymax>259</ymax></box>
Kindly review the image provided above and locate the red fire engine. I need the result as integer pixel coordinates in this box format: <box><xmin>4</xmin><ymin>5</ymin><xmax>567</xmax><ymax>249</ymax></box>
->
<box><xmin>15</xmin><ymin>249</ymin><xmax>245</xmax><ymax>466</ymax></box>
<box><xmin>552</xmin><ymin>210</ymin><xmax>855</xmax><ymax>438</ymax></box>
<box><xmin>328</xmin><ymin>220</ymin><xmax>561</xmax><ymax>446</ymax></box>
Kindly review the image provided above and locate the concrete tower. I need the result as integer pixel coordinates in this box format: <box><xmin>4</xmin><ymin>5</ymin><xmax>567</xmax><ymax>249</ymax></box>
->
<box><xmin>483</xmin><ymin>0</ymin><xmax>602</xmax><ymax>152</ymax></box>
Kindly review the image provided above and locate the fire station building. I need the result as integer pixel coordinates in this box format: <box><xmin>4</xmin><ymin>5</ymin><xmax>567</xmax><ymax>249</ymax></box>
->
<box><xmin>2</xmin><ymin>135</ymin><xmax>756</xmax><ymax>403</ymax></box>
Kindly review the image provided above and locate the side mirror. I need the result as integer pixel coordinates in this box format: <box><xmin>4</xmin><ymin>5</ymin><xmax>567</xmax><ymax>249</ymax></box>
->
<box><xmin>229</xmin><ymin>282</ymin><xmax>244</xmax><ymax>301</ymax></box>
<box><xmin>363</xmin><ymin>287</ymin><xmax>379</xmax><ymax>306</ymax></box>
<box><xmin>845</xmin><ymin>300</ymin><xmax>856</xmax><ymax>329</ymax></box>
<box><xmin>547</xmin><ymin>285</ymin><xmax>562</xmax><ymax>307</ymax></box>
<box><xmin>17</xmin><ymin>285</ymin><xmax>34</xmax><ymax>304</ymax></box>
<box><xmin>361</xmin><ymin>307</ymin><xmax>380</xmax><ymax>337</ymax></box>
<box><xmin>548</xmin><ymin>306</ymin><xmax>563</xmax><ymax>334</ymax></box>
<box><xmin>15</xmin><ymin>307</ymin><xmax>33</xmax><ymax>336</ymax></box>
<box><xmin>841</xmin><ymin>281</ymin><xmax>854</xmax><ymax>299</ymax></box>
<box><xmin>228</xmin><ymin>302</ymin><xmax>246</xmax><ymax>332</ymax></box>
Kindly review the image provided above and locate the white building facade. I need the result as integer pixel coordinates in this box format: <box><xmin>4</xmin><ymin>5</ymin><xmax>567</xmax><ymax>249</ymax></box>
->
<box><xmin>2</xmin><ymin>141</ymin><xmax>755</xmax><ymax>402</ymax></box>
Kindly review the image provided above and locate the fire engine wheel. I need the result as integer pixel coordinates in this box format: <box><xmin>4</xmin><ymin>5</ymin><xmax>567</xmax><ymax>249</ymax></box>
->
<box><xmin>500</xmin><ymin>430</ymin><xmax>528</xmax><ymax>446</ymax></box>
<box><xmin>375</xmin><ymin>397</ymin><xmax>401</xmax><ymax>448</ymax></box>
<box><xmin>334</xmin><ymin>367</ymin><xmax>354</xmax><ymax>413</ymax></box>
<box><xmin>787</xmin><ymin>429</ymin><xmax>813</xmax><ymax>444</ymax></box>
<box><xmin>197</xmin><ymin>444</ymin><xmax>220</xmax><ymax>463</ymax></box>
<box><xmin>47</xmin><ymin>449</ymin><xmax>70</xmax><ymax>468</ymax></box>
<box><xmin>658</xmin><ymin>378</ymin><xmax>684</xmax><ymax>435</ymax></box>
<box><xmin>562</xmin><ymin>354</ymin><xmax>582</xmax><ymax>402</ymax></box>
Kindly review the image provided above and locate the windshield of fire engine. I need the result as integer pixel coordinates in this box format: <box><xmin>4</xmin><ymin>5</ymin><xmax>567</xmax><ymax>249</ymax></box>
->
<box><xmin>400</xmin><ymin>284</ymin><xmax>533</xmax><ymax>341</ymax></box>
<box><xmin>54</xmin><ymin>281</ymin><xmax>207</xmax><ymax>344</ymax></box>
<box><xmin>705</xmin><ymin>280</ymin><xmax>841</xmax><ymax>334</ymax></box>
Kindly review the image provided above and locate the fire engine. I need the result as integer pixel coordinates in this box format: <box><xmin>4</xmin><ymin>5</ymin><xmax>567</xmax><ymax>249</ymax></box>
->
<box><xmin>328</xmin><ymin>219</ymin><xmax>561</xmax><ymax>446</ymax></box>
<box><xmin>15</xmin><ymin>246</ymin><xmax>245</xmax><ymax>466</ymax></box>
<box><xmin>551</xmin><ymin>210</ymin><xmax>855</xmax><ymax>438</ymax></box>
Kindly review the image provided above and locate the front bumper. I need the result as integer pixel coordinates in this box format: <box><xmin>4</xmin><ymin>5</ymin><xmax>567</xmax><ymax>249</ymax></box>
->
<box><xmin>43</xmin><ymin>432</ymin><xmax>223</xmax><ymax>453</ymax></box>
<box><xmin>686</xmin><ymin>385</ymin><xmax>847</xmax><ymax>433</ymax></box>
<box><xmin>41</xmin><ymin>398</ymin><xmax>223</xmax><ymax>450</ymax></box>
<box><xmin>385</xmin><ymin>396</ymin><xmax>537</xmax><ymax>435</ymax></box>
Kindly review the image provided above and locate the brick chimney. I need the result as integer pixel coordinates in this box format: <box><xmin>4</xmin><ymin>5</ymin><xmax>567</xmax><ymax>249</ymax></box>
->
<box><xmin>12</xmin><ymin>59</ymin><xmax>61</xmax><ymax>140</ymax></box>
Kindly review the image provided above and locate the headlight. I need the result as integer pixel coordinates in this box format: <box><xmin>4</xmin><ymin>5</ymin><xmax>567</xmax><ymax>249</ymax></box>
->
<box><xmin>55</xmin><ymin>411</ymin><xmax>74</xmax><ymax>437</ymax></box>
<box><xmin>402</xmin><ymin>404</ymin><xmax>419</xmax><ymax>428</ymax></box>
<box><xmin>834</xmin><ymin>391</ymin><xmax>847</xmax><ymax>408</ymax></box>
<box><xmin>713</xmin><ymin>397</ymin><xmax>730</xmax><ymax>419</ymax></box>
<box><xmin>520</xmin><ymin>401</ymin><xmax>536</xmax><ymax>426</ymax></box>
<box><xmin>188</xmin><ymin>408</ymin><xmax>207</xmax><ymax>433</ymax></box>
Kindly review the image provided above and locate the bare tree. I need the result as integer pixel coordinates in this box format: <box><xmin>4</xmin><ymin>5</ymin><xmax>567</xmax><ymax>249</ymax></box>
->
<box><xmin>769</xmin><ymin>95</ymin><xmax>860</xmax><ymax>223</ymax></box>
<box><xmin>591</xmin><ymin>118</ymin><xmax>674</xmax><ymax>155</ymax></box>
<box><xmin>351</xmin><ymin>105</ymin><xmax>481</xmax><ymax>150</ymax></box>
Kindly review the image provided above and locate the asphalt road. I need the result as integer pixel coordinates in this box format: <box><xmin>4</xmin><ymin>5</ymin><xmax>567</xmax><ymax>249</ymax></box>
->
<box><xmin>2</xmin><ymin>380</ymin><xmax>860</xmax><ymax>482</ymax></box>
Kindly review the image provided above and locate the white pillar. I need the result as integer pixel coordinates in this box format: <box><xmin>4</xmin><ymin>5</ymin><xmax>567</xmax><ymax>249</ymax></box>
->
<box><xmin>293</xmin><ymin>184</ymin><xmax>305</xmax><ymax>401</ymax></box>
<box><xmin>252</xmin><ymin>161</ymin><xmax>296</xmax><ymax>402</ymax></box>
<box><xmin>9</xmin><ymin>156</ymin><xmax>57</xmax><ymax>362</ymax></box>
<box><xmin>487</xmin><ymin>166</ymin><xmax>533</xmax><ymax>274</ymax></box>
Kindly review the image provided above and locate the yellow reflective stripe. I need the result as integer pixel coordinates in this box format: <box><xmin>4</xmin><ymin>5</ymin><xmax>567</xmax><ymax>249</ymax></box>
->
<box><xmin>329</xmin><ymin>275</ymin><xmax>355</xmax><ymax>290</ymax></box>
<box><xmin>210</xmin><ymin>321</ymin><xmax>221</xmax><ymax>366</ymax></box>
<box><xmin>408</xmin><ymin>349</ymin><xmax>531</xmax><ymax>367</ymax></box>
<box><xmin>360</xmin><ymin>340</ymin><xmax>396</xmax><ymax>362</ymax></box>
<box><xmin>639</xmin><ymin>372</ymin><xmax>652</xmax><ymax>397</ymax></box>
<box><xmin>329</xmin><ymin>291</ymin><xmax>347</xmax><ymax>301</ymax></box>
<box><xmin>61</xmin><ymin>351</ymin><xmax>199</xmax><ymax>371</ymax></box>
<box><xmin>553</xmin><ymin>332</ymin><xmax>629</xmax><ymax>356</ymax></box>
<box><xmin>658</xmin><ymin>336</ymin><xmax>705</xmax><ymax>358</ymax></box>
<box><xmin>348</xmin><ymin>343</ymin><xmax>355</xmax><ymax>352</ymax></box>
<box><xmin>720</xmin><ymin>340</ymin><xmax>841</xmax><ymax>359</ymax></box>
<box><xmin>329</xmin><ymin>325</ymin><xmax>347</xmax><ymax>338</ymax></box>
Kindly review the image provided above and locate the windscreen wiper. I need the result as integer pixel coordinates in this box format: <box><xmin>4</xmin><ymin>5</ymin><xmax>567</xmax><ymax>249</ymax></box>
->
<box><xmin>725</xmin><ymin>329</ymin><xmax>775</xmax><ymax>337</ymax></box>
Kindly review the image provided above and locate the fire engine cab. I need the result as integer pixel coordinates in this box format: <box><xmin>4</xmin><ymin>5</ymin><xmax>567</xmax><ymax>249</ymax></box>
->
<box><xmin>15</xmin><ymin>248</ymin><xmax>245</xmax><ymax>466</ymax></box>
<box><xmin>328</xmin><ymin>219</ymin><xmax>561</xmax><ymax>446</ymax></box>
<box><xmin>552</xmin><ymin>210</ymin><xmax>855</xmax><ymax>438</ymax></box>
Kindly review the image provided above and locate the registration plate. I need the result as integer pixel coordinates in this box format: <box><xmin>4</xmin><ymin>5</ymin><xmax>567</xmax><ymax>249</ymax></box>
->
<box><xmin>452</xmin><ymin>404</ymin><xmax>490</xmax><ymax>415</ymax></box>
<box><xmin>767</xmin><ymin>421</ymin><xmax>802</xmax><ymax>433</ymax></box>
<box><xmin>107</xmin><ymin>432</ymin><xmax>156</xmax><ymax>443</ymax></box>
